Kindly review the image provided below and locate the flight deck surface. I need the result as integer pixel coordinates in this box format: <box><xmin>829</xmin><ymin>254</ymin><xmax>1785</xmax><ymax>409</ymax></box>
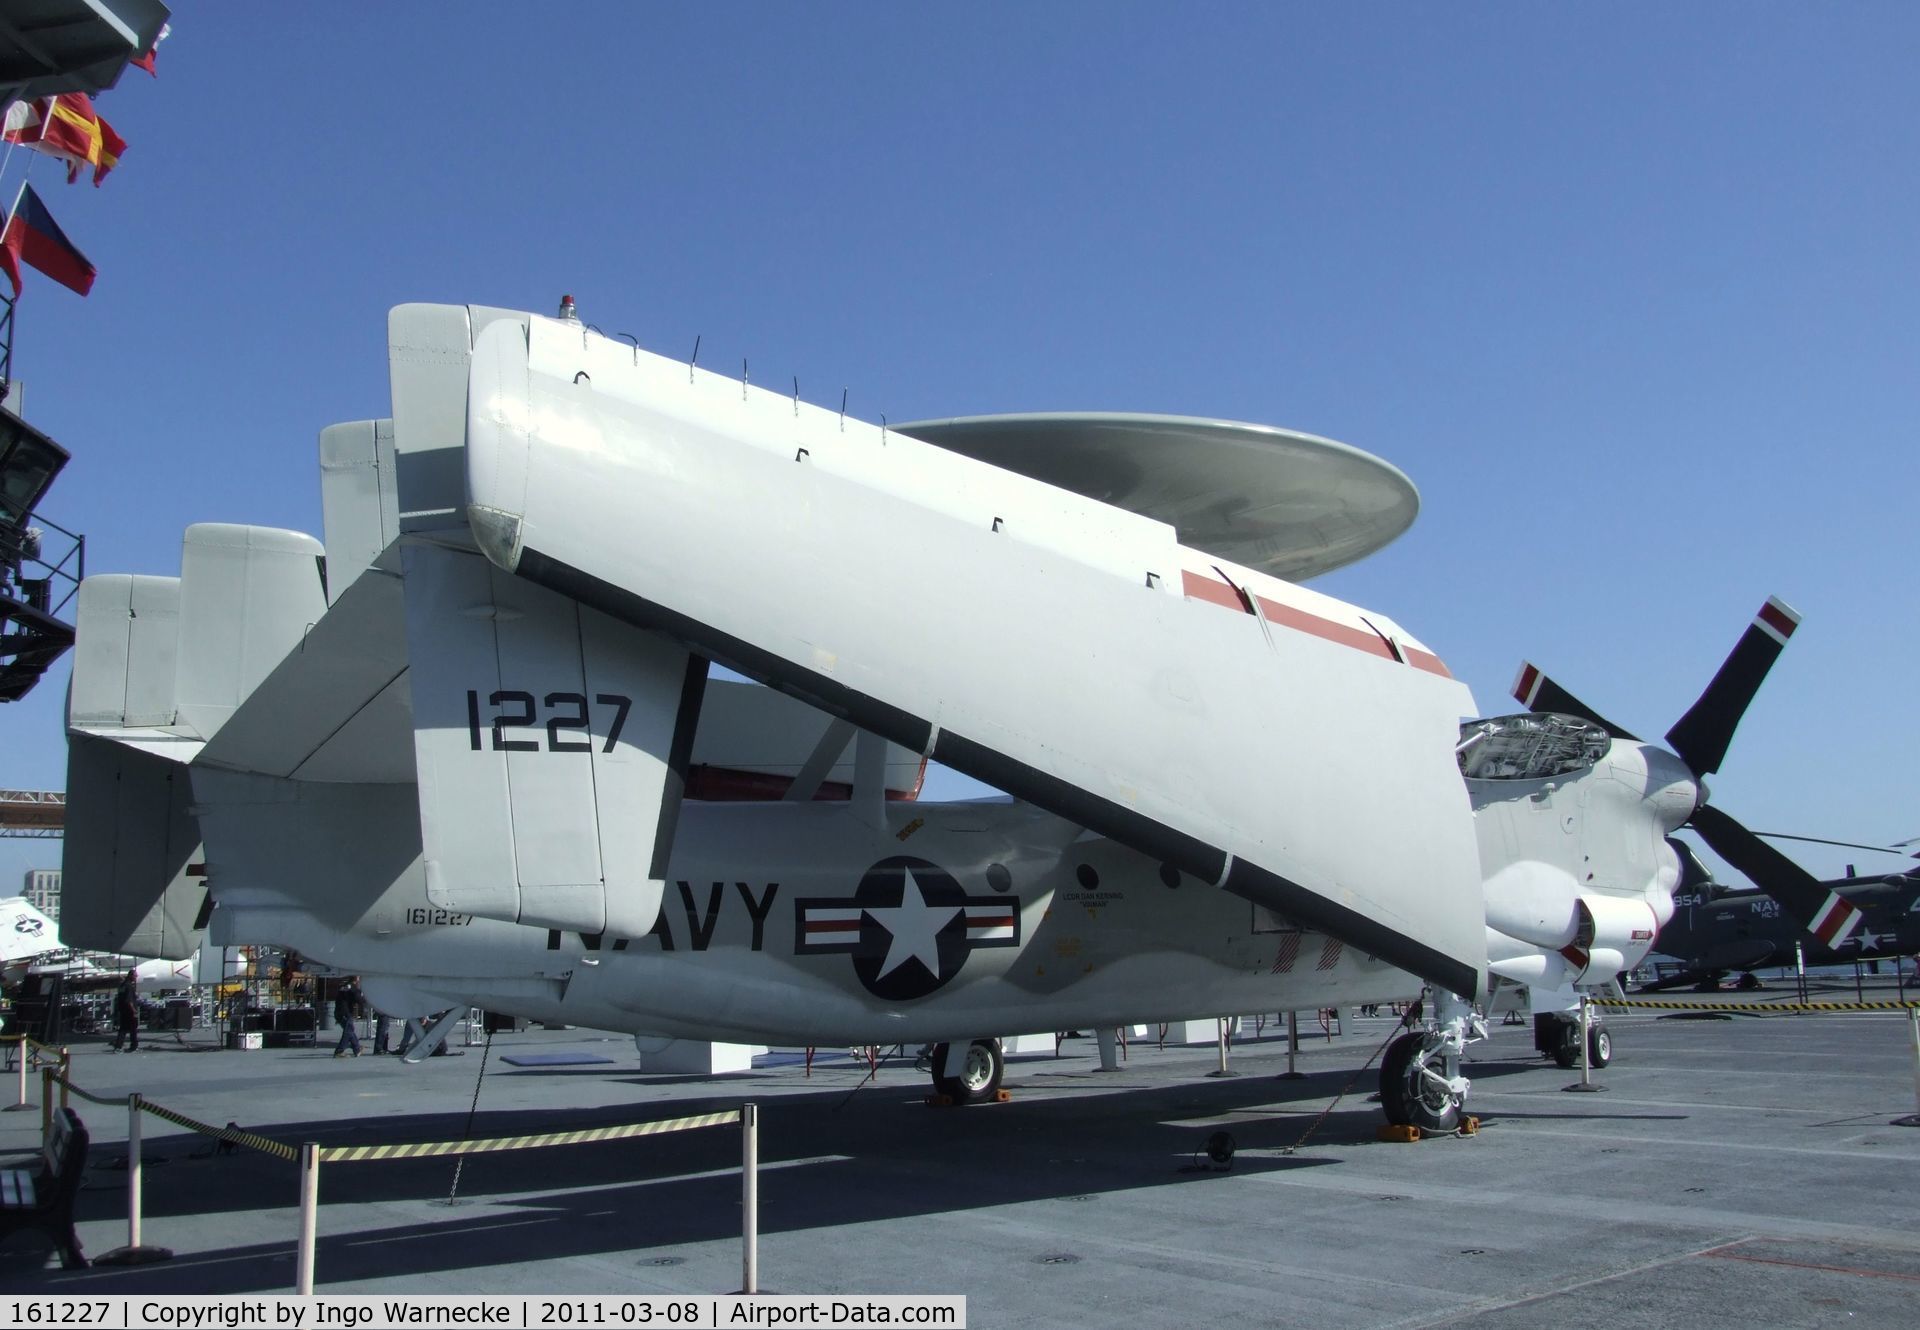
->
<box><xmin>2</xmin><ymin>981</ymin><xmax>1916</xmax><ymax>1327</ymax></box>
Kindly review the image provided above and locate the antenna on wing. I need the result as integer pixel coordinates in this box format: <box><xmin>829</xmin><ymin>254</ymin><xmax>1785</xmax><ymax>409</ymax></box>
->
<box><xmin>839</xmin><ymin>388</ymin><xmax>847</xmax><ymax>432</ymax></box>
<box><xmin>688</xmin><ymin>335</ymin><xmax>700</xmax><ymax>383</ymax></box>
<box><xmin>742</xmin><ymin>358</ymin><xmax>749</xmax><ymax>401</ymax></box>
<box><xmin>793</xmin><ymin>376</ymin><xmax>800</xmax><ymax>418</ymax></box>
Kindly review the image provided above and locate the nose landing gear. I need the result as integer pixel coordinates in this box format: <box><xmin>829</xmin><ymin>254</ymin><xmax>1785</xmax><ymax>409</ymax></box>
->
<box><xmin>1377</xmin><ymin>990</ymin><xmax>1481</xmax><ymax>1132</ymax></box>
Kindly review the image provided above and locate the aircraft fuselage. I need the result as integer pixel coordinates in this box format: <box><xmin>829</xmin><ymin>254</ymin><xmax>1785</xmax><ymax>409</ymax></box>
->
<box><xmin>212</xmin><ymin>797</ymin><xmax>1423</xmax><ymax>1045</ymax></box>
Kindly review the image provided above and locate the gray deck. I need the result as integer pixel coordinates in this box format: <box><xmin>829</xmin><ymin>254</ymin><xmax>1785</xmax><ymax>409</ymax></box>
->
<box><xmin>2</xmin><ymin>981</ymin><xmax>1917</xmax><ymax>1327</ymax></box>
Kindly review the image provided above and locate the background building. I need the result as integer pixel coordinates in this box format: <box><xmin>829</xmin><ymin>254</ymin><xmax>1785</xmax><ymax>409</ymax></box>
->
<box><xmin>22</xmin><ymin>865</ymin><xmax>59</xmax><ymax>922</ymax></box>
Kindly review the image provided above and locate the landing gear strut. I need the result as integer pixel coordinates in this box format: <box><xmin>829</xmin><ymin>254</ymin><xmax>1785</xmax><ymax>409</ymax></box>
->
<box><xmin>930</xmin><ymin>1038</ymin><xmax>1003</xmax><ymax>1104</ymax></box>
<box><xmin>1377</xmin><ymin>990</ymin><xmax>1481</xmax><ymax>1131</ymax></box>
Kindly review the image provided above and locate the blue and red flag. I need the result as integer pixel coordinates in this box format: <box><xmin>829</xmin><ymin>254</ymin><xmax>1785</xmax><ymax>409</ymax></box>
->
<box><xmin>0</xmin><ymin>184</ymin><xmax>96</xmax><ymax>297</ymax></box>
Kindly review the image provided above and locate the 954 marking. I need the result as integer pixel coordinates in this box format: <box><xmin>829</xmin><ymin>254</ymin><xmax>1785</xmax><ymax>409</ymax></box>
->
<box><xmin>466</xmin><ymin>689</ymin><xmax>632</xmax><ymax>753</ymax></box>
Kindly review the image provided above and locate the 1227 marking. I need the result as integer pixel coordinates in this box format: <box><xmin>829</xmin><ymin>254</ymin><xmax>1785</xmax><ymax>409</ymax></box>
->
<box><xmin>466</xmin><ymin>690</ymin><xmax>632</xmax><ymax>753</ymax></box>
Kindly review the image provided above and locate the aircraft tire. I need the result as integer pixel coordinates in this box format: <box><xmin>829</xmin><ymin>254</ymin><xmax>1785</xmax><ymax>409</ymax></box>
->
<box><xmin>1588</xmin><ymin>1024</ymin><xmax>1612</xmax><ymax>1068</ymax></box>
<box><xmin>1379</xmin><ymin>1031</ymin><xmax>1460</xmax><ymax>1133</ymax></box>
<box><xmin>1551</xmin><ymin>1021</ymin><xmax>1581</xmax><ymax>1069</ymax></box>
<box><xmin>930</xmin><ymin>1039</ymin><xmax>1004</xmax><ymax>1104</ymax></box>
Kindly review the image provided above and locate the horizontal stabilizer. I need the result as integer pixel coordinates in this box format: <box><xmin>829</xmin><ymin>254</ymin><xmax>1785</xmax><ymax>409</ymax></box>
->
<box><xmin>692</xmin><ymin>680</ymin><xmax>924</xmax><ymax>799</ymax></box>
<box><xmin>197</xmin><ymin>567</ymin><xmax>413</xmax><ymax>783</ymax></box>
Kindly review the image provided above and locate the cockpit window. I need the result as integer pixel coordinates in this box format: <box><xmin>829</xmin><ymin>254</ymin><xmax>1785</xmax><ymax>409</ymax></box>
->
<box><xmin>1457</xmin><ymin>713</ymin><xmax>1609</xmax><ymax>781</ymax></box>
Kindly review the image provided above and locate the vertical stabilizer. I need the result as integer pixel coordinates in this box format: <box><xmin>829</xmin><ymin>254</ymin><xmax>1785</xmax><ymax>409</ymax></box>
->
<box><xmin>68</xmin><ymin>574</ymin><xmax>181</xmax><ymax>731</ymax></box>
<box><xmin>401</xmin><ymin>542</ymin><xmax>699</xmax><ymax>938</ymax></box>
<box><xmin>61</xmin><ymin>733</ymin><xmax>204</xmax><ymax>960</ymax></box>
<box><xmin>174</xmin><ymin>524</ymin><xmax>327</xmax><ymax>741</ymax></box>
<box><xmin>0</xmin><ymin>897</ymin><xmax>59</xmax><ymax>965</ymax></box>
<box><xmin>318</xmin><ymin>419</ymin><xmax>399</xmax><ymax>603</ymax></box>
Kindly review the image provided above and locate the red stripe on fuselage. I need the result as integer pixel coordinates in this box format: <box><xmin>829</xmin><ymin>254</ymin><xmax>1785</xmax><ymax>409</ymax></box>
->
<box><xmin>1181</xmin><ymin>569</ymin><xmax>1453</xmax><ymax>677</ymax></box>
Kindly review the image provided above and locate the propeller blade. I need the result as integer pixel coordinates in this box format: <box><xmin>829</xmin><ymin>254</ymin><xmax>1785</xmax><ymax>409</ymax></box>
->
<box><xmin>1663</xmin><ymin>597</ymin><xmax>1800</xmax><ymax>777</ymax></box>
<box><xmin>1510</xmin><ymin>662</ymin><xmax>1638</xmax><ymax>740</ymax></box>
<box><xmin>1689</xmin><ymin>804</ymin><xmax>1866</xmax><ymax>948</ymax></box>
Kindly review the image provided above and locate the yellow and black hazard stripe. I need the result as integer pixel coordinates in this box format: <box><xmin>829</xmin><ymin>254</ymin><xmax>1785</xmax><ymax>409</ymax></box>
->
<box><xmin>1595</xmin><ymin>997</ymin><xmax>1920</xmax><ymax>1014</ymax></box>
<box><xmin>318</xmin><ymin>1110</ymin><xmax>739</xmax><ymax>1164</ymax></box>
<box><xmin>134</xmin><ymin>1099</ymin><xmax>300</xmax><ymax>1162</ymax></box>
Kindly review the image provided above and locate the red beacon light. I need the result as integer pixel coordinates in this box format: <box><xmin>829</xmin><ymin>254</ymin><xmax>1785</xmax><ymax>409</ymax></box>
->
<box><xmin>557</xmin><ymin>294</ymin><xmax>579</xmax><ymax>322</ymax></box>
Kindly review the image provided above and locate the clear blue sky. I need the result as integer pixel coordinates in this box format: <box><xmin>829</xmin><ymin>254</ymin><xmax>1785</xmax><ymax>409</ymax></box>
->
<box><xmin>4</xmin><ymin>7</ymin><xmax>1915</xmax><ymax>892</ymax></box>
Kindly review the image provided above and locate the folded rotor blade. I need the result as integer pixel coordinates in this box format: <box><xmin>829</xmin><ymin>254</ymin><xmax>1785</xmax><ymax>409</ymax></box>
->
<box><xmin>1689</xmin><ymin>804</ymin><xmax>1864</xmax><ymax>947</ymax></box>
<box><xmin>1510</xmin><ymin>662</ymin><xmax>1638</xmax><ymax>741</ymax></box>
<box><xmin>1752</xmin><ymin>830</ymin><xmax>1911</xmax><ymax>856</ymax></box>
<box><xmin>1663</xmin><ymin>597</ymin><xmax>1800</xmax><ymax>777</ymax></box>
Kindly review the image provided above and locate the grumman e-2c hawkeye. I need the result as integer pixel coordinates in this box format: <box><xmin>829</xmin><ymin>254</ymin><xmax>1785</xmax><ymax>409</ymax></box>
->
<box><xmin>59</xmin><ymin>301</ymin><xmax>1790</xmax><ymax>1127</ymax></box>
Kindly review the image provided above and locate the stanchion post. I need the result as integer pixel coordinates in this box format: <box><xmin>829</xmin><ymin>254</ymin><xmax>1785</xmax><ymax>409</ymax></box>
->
<box><xmin>1206</xmin><ymin>1017</ymin><xmax>1238</xmax><ymax>1078</ymax></box>
<box><xmin>1905</xmin><ymin>1008</ymin><xmax>1920</xmax><ymax>1128</ymax></box>
<box><xmin>58</xmin><ymin>1050</ymin><xmax>69</xmax><ymax>1109</ymax></box>
<box><xmin>40</xmin><ymin>1065</ymin><xmax>53</xmax><ymax>1147</ymax></box>
<box><xmin>1563</xmin><ymin>995</ymin><xmax>1605</xmax><ymax>1093</ymax></box>
<box><xmin>7</xmin><ymin>1038</ymin><xmax>26</xmax><ymax>1111</ymax></box>
<box><xmin>740</xmin><ymin>1103</ymin><xmax>758</xmax><ymax>1295</ymax></box>
<box><xmin>296</xmin><ymin>1142</ymin><xmax>320</xmax><ymax>1295</ymax></box>
<box><xmin>1579</xmin><ymin>997</ymin><xmax>1592</xmax><ymax>1087</ymax></box>
<box><xmin>128</xmin><ymin>1093</ymin><xmax>143</xmax><ymax>1251</ymax></box>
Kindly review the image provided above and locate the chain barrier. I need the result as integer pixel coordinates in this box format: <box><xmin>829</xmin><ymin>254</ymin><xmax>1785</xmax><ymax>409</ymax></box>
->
<box><xmin>1596</xmin><ymin>997</ymin><xmax>1920</xmax><ymax>1014</ymax></box>
<box><xmin>32</xmin><ymin>1067</ymin><xmax>753</xmax><ymax>1293</ymax></box>
<box><xmin>324</xmin><ymin>1110</ymin><xmax>740</xmax><ymax>1164</ymax></box>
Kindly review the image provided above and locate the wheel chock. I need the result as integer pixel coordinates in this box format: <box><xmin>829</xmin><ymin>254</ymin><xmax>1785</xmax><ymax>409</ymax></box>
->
<box><xmin>926</xmin><ymin>1090</ymin><xmax>1013</xmax><ymax>1107</ymax></box>
<box><xmin>1458</xmin><ymin>1115</ymin><xmax>1480</xmax><ymax>1136</ymax></box>
<box><xmin>1375</xmin><ymin>1124</ymin><xmax>1421</xmax><ymax>1143</ymax></box>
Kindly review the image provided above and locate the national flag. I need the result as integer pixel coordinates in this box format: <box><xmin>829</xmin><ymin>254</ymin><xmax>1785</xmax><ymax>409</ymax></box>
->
<box><xmin>130</xmin><ymin>22</ymin><xmax>170</xmax><ymax>77</ymax></box>
<box><xmin>0</xmin><ymin>184</ymin><xmax>97</xmax><ymax>297</ymax></box>
<box><xmin>1</xmin><ymin>93</ymin><xmax>127</xmax><ymax>186</ymax></box>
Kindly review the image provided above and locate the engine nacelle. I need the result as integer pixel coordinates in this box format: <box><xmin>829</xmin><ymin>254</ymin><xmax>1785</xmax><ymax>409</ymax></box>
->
<box><xmin>1487</xmin><ymin>930</ymin><xmax>1631</xmax><ymax>987</ymax></box>
<box><xmin>1485</xmin><ymin>867</ymin><xmax>1664</xmax><ymax>952</ymax></box>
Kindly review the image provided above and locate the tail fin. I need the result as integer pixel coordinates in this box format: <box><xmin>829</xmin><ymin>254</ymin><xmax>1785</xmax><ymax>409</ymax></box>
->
<box><xmin>62</xmin><ymin>524</ymin><xmax>324</xmax><ymax>960</ymax></box>
<box><xmin>173</xmin><ymin>523</ymin><xmax>327</xmax><ymax>741</ymax></box>
<box><xmin>0</xmin><ymin>896</ymin><xmax>60</xmax><ymax>965</ymax></box>
<box><xmin>68</xmin><ymin>573</ymin><xmax>188</xmax><ymax>741</ymax></box>
<box><xmin>61</xmin><ymin>733</ymin><xmax>204</xmax><ymax>959</ymax></box>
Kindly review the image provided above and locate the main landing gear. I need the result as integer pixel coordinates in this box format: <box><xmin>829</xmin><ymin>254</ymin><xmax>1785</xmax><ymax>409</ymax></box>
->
<box><xmin>1378</xmin><ymin>990</ymin><xmax>1483</xmax><ymax>1132</ymax></box>
<box><xmin>928</xmin><ymin>1038</ymin><xmax>1004</xmax><ymax>1104</ymax></box>
<box><xmin>1534</xmin><ymin>1011</ymin><xmax>1610</xmax><ymax>1069</ymax></box>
